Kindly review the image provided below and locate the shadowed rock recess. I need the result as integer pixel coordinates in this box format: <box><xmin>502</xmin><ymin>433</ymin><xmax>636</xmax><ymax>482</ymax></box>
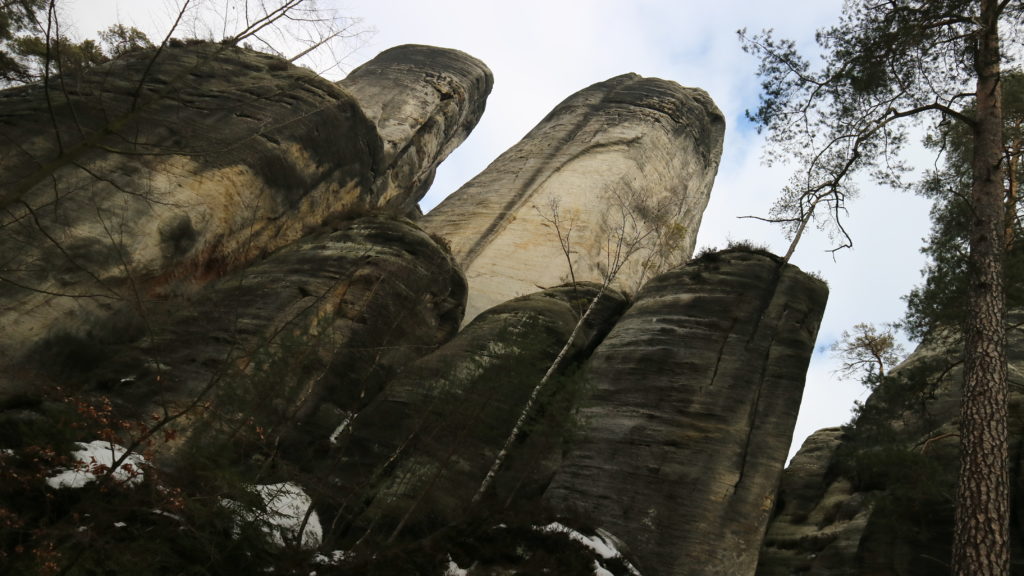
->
<box><xmin>0</xmin><ymin>41</ymin><xmax>833</xmax><ymax>576</ymax></box>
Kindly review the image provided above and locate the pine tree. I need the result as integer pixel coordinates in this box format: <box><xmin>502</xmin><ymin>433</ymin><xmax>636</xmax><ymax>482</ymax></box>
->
<box><xmin>905</xmin><ymin>71</ymin><xmax>1024</xmax><ymax>340</ymax></box>
<box><xmin>740</xmin><ymin>1</ymin><xmax>1023</xmax><ymax>573</ymax></box>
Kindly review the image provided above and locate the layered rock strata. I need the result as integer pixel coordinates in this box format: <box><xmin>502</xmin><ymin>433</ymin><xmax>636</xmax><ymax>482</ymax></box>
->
<box><xmin>422</xmin><ymin>73</ymin><xmax>725</xmax><ymax>323</ymax></box>
<box><xmin>545</xmin><ymin>250</ymin><xmax>828</xmax><ymax>576</ymax></box>
<box><xmin>0</xmin><ymin>42</ymin><xmax>489</xmax><ymax>378</ymax></box>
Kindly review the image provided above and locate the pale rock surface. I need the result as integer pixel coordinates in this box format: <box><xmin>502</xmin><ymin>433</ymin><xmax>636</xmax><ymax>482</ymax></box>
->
<box><xmin>544</xmin><ymin>249</ymin><xmax>828</xmax><ymax>576</ymax></box>
<box><xmin>421</xmin><ymin>73</ymin><xmax>725</xmax><ymax>324</ymax></box>
<box><xmin>339</xmin><ymin>44</ymin><xmax>493</xmax><ymax>215</ymax></box>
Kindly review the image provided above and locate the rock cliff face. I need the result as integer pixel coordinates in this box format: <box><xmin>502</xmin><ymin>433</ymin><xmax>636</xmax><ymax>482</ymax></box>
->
<box><xmin>545</xmin><ymin>250</ymin><xmax>828</xmax><ymax>576</ymax></box>
<box><xmin>422</xmin><ymin>73</ymin><xmax>725</xmax><ymax>323</ymax></box>
<box><xmin>332</xmin><ymin>283</ymin><xmax>628</xmax><ymax>544</ymax></box>
<box><xmin>0</xmin><ymin>41</ymin><xmax>827</xmax><ymax>576</ymax></box>
<box><xmin>0</xmin><ymin>42</ymin><xmax>489</xmax><ymax>376</ymax></box>
<box><xmin>756</xmin><ymin>313</ymin><xmax>1024</xmax><ymax>576</ymax></box>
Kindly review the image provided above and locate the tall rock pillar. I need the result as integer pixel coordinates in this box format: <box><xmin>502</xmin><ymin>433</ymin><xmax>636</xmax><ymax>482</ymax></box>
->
<box><xmin>422</xmin><ymin>74</ymin><xmax>725</xmax><ymax>323</ymax></box>
<box><xmin>544</xmin><ymin>250</ymin><xmax>828</xmax><ymax>576</ymax></box>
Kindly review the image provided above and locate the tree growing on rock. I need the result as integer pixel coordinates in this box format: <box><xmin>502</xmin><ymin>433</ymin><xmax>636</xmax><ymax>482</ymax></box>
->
<box><xmin>832</xmin><ymin>322</ymin><xmax>905</xmax><ymax>387</ymax></box>
<box><xmin>740</xmin><ymin>1</ymin><xmax>1023</xmax><ymax>573</ymax></box>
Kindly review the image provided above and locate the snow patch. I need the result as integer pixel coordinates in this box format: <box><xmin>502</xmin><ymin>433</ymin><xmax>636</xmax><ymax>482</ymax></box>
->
<box><xmin>45</xmin><ymin>440</ymin><xmax>146</xmax><ymax>489</ymax></box>
<box><xmin>328</xmin><ymin>413</ymin><xmax>353</xmax><ymax>445</ymax></box>
<box><xmin>313</xmin><ymin>550</ymin><xmax>351</xmax><ymax>565</ymax></box>
<box><xmin>444</xmin><ymin>555</ymin><xmax>468</xmax><ymax>576</ymax></box>
<box><xmin>222</xmin><ymin>482</ymin><xmax>322</xmax><ymax>549</ymax></box>
<box><xmin>537</xmin><ymin>522</ymin><xmax>641</xmax><ymax>576</ymax></box>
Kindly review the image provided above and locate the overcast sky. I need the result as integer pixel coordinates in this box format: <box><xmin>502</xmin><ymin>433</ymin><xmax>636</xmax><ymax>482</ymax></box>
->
<box><xmin>70</xmin><ymin>0</ymin><xmax>939</xmax><ymax>460</ymax></box>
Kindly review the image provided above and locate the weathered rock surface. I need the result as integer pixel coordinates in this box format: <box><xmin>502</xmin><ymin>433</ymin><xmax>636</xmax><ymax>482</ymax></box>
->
<box><xmin>544</xmin><ymin>250</ymin><xmax>828</xmax><ymax>576</ymax></box>
<box><xmin>5</xmin><ymin>215</ymin><xmax>465</xmax><ymax>457</ymax></box>
<box><xmin>0</xmin><ymin>40</ymin><xmax>834</xmax><ymax>576</ymax></box>
<box><xmin>339</xmin><ymin>44</ymin><xmax>493</xmax><ymax>215</ymax></box>
<box><xmin>756</xmin><ymin>311</ymin><xmax>1024</xmax><ymax>575</ymax></box>
<box><xmin>421</xmin><ymin>73</ymin><xmax>725</xmax><ymax>323</ymax></box>
<box><xmin>329</xmin><ymin>283</ymin><xmax>628</xmax><ymax>545</ymax></box>
<box><xmin>0</xmin><ymin>42</ymin><xmax>489</xmax><ymax>379</ymax></box>
<box><xmin>755</xmin><ymin>428</ymin><xmax>874</xmax><ymax>576</ymax></box>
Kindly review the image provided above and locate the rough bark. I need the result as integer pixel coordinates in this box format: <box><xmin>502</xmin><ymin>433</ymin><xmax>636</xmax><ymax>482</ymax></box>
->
<box><xmin>953</xmin><ymin>1</ymin><xmax>1010</xmax><ymax>574</ymax></box>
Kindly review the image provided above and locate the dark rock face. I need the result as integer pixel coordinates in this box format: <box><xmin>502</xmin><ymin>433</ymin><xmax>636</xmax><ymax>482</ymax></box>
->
<box><xmin>2</xmin><ymin>215</ymin><xmax>465</xmax><ymax>469</ymax></box>
<box><xmin>0</xmin><ymin>42</ymin><xmax>489</xmax><ymax>378</ymax></box>
<box><xmin>545</xmin><ymin>250</ymin><xmax>828</xmax><ymax>576</ymax></box>
<box><xmin>140</xmin><ymin>216</ymin><xmax>461</xmax><ymax>427</ymax></box>
<box><xmin>339</xmin><ymin>44</ymin><xmax>494</xmax><ymax>215</ymax></box>
<box><xmin>422</xmin><ymin>73</ymin><xmax>725</xmax><ymax>323</ymax></box>
<box><xmin>330</xmin><ymin>283</ymin><xmax>628</xmax><ymax>545</ymax></box>
<box><xmin>756</xmin><ymin>312</ymin><xmax>1024</xmax><ymax>576</ymax></box>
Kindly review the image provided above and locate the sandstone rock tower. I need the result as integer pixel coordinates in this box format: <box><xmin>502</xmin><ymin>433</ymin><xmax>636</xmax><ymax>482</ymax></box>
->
<box><xmin>422</xmin><ymin>73</ymin><xmax>725</xmax><ymax>323</ymax></box>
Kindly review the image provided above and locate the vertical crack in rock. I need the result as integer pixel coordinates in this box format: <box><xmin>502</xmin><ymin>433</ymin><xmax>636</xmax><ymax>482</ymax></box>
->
<box><xmin>329</xmin><ymin>283</ymin><xmax>628</xmax><ymax>546</ymax></box>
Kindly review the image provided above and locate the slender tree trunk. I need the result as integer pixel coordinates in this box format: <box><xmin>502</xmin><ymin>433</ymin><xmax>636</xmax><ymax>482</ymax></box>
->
<box><xmin>1006</xmin><ymin>144</ymin><xmax>1019</xmax><ymax>248</ymax></box>
<box><xmin>952</xmin><ymin>1</ymin><xmax>1009</xmax><ymax>574</ymax></box>
<box><xmin>472</xmin><ymin>282</ymin><xmax>610</xmax><ymax>504</ymax></box>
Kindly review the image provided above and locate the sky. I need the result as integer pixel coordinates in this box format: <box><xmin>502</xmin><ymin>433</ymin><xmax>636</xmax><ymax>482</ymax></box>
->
<box><xmin>68</xmin><ymin>0</ymin><xmax>939</xmax><ymax>460</ymax></box>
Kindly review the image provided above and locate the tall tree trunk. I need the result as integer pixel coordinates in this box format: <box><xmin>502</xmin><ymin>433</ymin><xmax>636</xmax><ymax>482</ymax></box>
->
<box><xmin>952</xmin><ymin>1</ymin><xmax>1009</xmax><ymax>574</ymax></box>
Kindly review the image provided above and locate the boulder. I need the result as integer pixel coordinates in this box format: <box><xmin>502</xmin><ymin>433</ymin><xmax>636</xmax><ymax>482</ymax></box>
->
<box><xmin>757</xmin><ymin>311</ymin><xmax>1024</xmax><ymax>576</ymax></box>
<box><xmin>6</xmin><ymin>215</ymin><xmax>466</xmax><ymax>462</ymax></box>
<box><xmin>329</xmin><ymin>282</ymin><xmax>628</xmax><ymax>545</ymax></box>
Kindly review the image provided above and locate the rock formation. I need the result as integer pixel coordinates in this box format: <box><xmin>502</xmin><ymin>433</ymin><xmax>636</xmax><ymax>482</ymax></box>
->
<box><xmin>0</xmin><ymin>42</ymin><xmax>489</xmax><ymax>379</ymax></box>
<box><xmin>339</xmin><ymin>44</ymin><xmax>493</xmax><ymax>215</ymax></box>
<box><xmin>756</xmin><ymin>312</ymin><xmax>1024</xmax><ymax>575</ymax></box>
<box><xmin>422</xmin><ymin>73</ymin><xmax>725</xmax><ymax>323</ymax></box>
<box><xmin>332</xmin><ymin>282</ymin><xmax>628</xmax><ymax>544</ymax></box>
<box><xmin>0</xmin><ymin>40</ymin><xmax>829</xmax><ymax>576</ymax></box>
<box><xmin>545</xmin><ymin>250</ymin><xmax>828</xmax><ymax>576</ymax></box>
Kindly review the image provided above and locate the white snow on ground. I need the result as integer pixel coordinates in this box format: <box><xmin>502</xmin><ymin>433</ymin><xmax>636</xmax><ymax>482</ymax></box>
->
<box><xmin>45</xmin><ymin>440</ymin><xmax>146</xmax><ymax>489</ymax></box>
<box><xmin>223</xmin><ymin>482</ymin><xmax>323</xmax><ymax>549</ymax></box>
<box><xmin>444</xmin><ymin>555</ymin><xmax>468</xmax><ymax>576</ymax></box>
<box><xmin>313</xmin><ymin>550</ymin><xmax>351</xmax><ymax>565</ymax></box>
<box><xmin>537</xmin><ymin>522</ymin><xmax>642</xmax><ymax>576</ymax></box>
